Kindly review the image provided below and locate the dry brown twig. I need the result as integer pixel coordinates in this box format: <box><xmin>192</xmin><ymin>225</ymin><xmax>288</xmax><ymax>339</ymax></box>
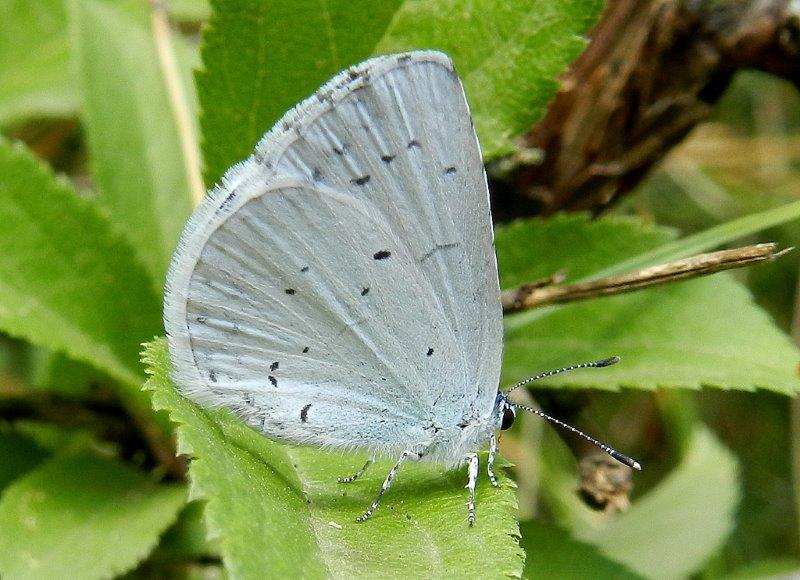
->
<box><xmin>501</xmin><ymin>242</ymin><xmax>789</xmax><ymax>313</ymax></box>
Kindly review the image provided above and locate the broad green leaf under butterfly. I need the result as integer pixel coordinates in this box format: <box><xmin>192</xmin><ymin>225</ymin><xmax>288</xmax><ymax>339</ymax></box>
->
<box><xmin>70</xmin><ymin>0</ymin><xmax>198</xmax><ymax>288</ymax></box>
<box><xmin>376</xmin><ymin>0</ymin><xmax>604</xmax><ymax>158</ymax></box>
<box><xmin>197</xmin><ymin>0</ymin><xmax>602</xmax><ymax>185</ymax></box>
<box><xmin>0</xmin><ymin>454</ymin><xmax>186</xmax><ymax>580</ymax></box>
<box><xmin>197</xmin><ymin>0</ymin><xmax>404</xmax><ymax>186</ymax></box>
<box><xmin>0</xmin><ymin>140</ymin><xmax>162</xmax><ymax>388</ymax></box>
<box><xmin>496</xmin><ymin>214</ymin><xmax>800</xmax><ymax>394</ymax></box>
<box><xmin>143</xmin><ymin>339</ymin><xmax>525</xmax><ymax>578</ymax></box>
<box><xmin>537</xmin><ymin>425</ymin><xmax>739</xmax><ymax>579</ymax></box>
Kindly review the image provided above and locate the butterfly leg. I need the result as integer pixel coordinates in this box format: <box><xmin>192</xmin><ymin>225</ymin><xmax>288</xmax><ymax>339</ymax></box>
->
<box><xmin>487</xmin><ymin>433</ymin><xmax>500</xmax><ymax>487</ymax></box>
<box><xmin>465</xmin><ymin>452</ymin><xmax>479</xmax><ymax>526</ymax></box>
<box><xmin>356</xmin><ymin>450</ymin><xmax>414</xmax><ymax>522</ymax></box>
<box><xmin>337</xmin><ymin>459</ymin><xmax>373</xmax><ymax>484</ymax></box>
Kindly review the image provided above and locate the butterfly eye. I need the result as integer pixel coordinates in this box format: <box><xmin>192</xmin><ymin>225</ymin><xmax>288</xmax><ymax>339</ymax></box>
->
<box><xmin>501</xmin><ymin>407</ymin><xmax>516</xmax><ymax>430</ymax></box>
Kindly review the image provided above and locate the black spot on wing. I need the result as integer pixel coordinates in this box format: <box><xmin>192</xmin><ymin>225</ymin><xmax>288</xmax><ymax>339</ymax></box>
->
<box><xmin>427</xmin><ymin>348</ymin><xmax>434</xmax><ymax>357</ymax></box>
<box><xmin>407</xmin><ymin>140</ymin><xmax>421</xmax><ymax>150</ymax></box>
<box><xmin>300</xmin><ymin>403</ymin><xmax>312</xmax><ymax>423</ymax></box>
<box><xmin>352</xmin><ymin>175</ymin><xmax>371</xmax><ymax>186</ymax></box>
<box><xmin>196</xmin><ymin>316</ymin><xmax>207</xmax><ymax>324</ymax></box>
<box><xmin>270</xmin><ymin>361</ymin><xmax>279</xmax><ymax>371</ymax></box>
<box><xmin>300</xmin><ymin>266</ymin><xmax>309</xmax><ymax>272</ymax></box>
<box><xmin>285</xmin><ymin>288</ymin><xmax>296</xmax><ymax>295</ymax></box>
<box><xmin>373</xmin><ymin>250</ymin><xmax>391</xmax><ymax>260</ymax></box>
<box><xmin>302</xmin><ymin>346</ymin><xmax>309</xmax><ymax>353</ymax></box>
<box><xmin>381</xmin><ymin>154</ymin><xmax>395</xmax><ymax>164</ymax></box>
<box><xmin>268</xmin><ymin>376</ymin><xmax>278</xmax><ymax>387</ymax></box>
<box><xmin>208</xmin><ymin>369</ymin><xmax>217</xmax><ymax>383</ymax></box>
<box><xmin>361</xmin><ymin>287</ymin><xmax>370</xmax><ymax>296</ymax></box>
<box><xmin>444</xmin><ymin>166</ymin><xmax>457</xmax><ymax>174</ymax></box>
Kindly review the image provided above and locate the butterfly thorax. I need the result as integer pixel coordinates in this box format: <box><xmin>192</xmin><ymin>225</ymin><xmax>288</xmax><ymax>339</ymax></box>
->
<box><xmin>421</xmin><ymin>391</ymin><xmax>505</xmax><ymax>468</ymax></box>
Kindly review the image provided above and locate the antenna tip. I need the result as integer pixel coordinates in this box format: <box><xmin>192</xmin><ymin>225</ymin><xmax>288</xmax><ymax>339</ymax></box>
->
<box><xmin>609</xmin><ymin>449</ymin><xmax>642</xmax><ymax>470</ymax></box>
<box><xmin>595</xmin><ymin>356</ymin><xmax>621</xmax><ymax>367</ymax></box>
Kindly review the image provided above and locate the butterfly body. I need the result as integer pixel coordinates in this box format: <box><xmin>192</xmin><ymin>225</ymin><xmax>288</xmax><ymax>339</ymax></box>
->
<box><xmin>416</xmin><ymin>396</ymin><xmax>506</xmax><ymax>468</ymax></box>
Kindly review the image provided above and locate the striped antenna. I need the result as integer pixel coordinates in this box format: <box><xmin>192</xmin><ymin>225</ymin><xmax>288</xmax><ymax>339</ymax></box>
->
<box><xmin>511</xmin><ymin>401</ymin><xmax>641</xmax><ymax>470</ymax></box>
<box><xmin>503</xmin><ymin>355</ymin><xmax>641</xmax><ymax>470</ymax></box>
<box><xmin>503</xmin><ymin>356</ymin><xmax>620</xmax><ymax>394</ymax></box>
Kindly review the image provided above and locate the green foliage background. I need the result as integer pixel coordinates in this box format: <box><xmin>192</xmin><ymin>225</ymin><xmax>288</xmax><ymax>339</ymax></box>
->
<box><xmin>0</xmin><ymin>0</ymin><xmax>799</xmax><ymax>577</ymax></box>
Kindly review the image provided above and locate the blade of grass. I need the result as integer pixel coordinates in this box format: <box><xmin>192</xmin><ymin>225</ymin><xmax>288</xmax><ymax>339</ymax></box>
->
<box><xmin>600</xmin><ymin>199</ymin><xmax>800</xmax><ymax>280</ymax></box>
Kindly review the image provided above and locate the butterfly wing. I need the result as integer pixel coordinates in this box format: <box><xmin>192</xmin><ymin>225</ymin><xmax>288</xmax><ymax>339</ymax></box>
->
<box><xmin>164</xmin><ymin>51</ymin><xmax>502</xmax><ymax>453</ymax></box>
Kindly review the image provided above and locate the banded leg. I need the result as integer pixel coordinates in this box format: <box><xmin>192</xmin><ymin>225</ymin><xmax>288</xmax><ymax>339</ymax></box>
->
<box><xmin>338</xmin><ymin>459</ymin><xmax>373</xmax><ymax>483</ymax></box>
<box><xmin>356</xmin><ymin>451</ymin><xmax>413</xmax><ymax>522</ymax></box>
<box><xmin>465</xmin><ymin>452</ymin><xmax>479</xmax><ymax>526</ymax></box>
<box><xmin>487</xmin><ymin>433</ymin><xmax>499</xmax><ymax>487</ymax></box>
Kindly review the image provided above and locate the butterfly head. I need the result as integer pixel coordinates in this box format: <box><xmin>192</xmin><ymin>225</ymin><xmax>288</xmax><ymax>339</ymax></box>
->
<box><xmin>493</xmin><ymin>392</ymin><xmax>516</xmax><ymax>431</ymax></box>
<box><xmin>494</xmin><ymin>357</ymin><xmax>642</xmax><ymax>471</ymax></box>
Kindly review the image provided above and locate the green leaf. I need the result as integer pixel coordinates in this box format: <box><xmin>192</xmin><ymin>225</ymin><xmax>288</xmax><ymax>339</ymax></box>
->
<box><xmin>0</xmin><ymin>0</ymin><xmax>77</xmax><ymax>126</ymax></box>
<box><xmin>0</xmin><ymin>428</ymin><xmax>50</xmax><ymax>492</ymax></box>
<box><xmin>10</xmin><ymin>420</ymin><xmax>104</xmax><ymax>455</ymax></box>
<box><xmin>71</xmin><ymin>0</ymin><xmax>196</xmax><ymax>286</ymax></box>
<box><xmin>0</xmin><ymin>454</ymin><xmax>187</xmax><ymax>580</ymax></box>
<box><xmin>520</xmin><ymin>521</ymin><xmax>642</xmax><ymax>579</ymax></box>
<box><xmin>497</xmin><ymin>215</ymin><xmax>672</xmax><ymax>290</ymax></box>
<box><xmin>167</xmin><ymin>0</ymin><xmax>211</xmax><ymax>21</ymax></box>
<box><xmin>158</xmin><ymin>501</ymin><xmax>220</xmax><ymax>558</ymax></box>
<box><xmin>727</xmin><ymin>558</ymin><xmax>800</xmax><ymax>579</ymax></box>
<box><xmin>198</xmin><ymin>0</ymin><xmax>602</xmax><ymax>185</ymax></box>
<box><xmin>570</xmin><ymin>427</ymin><xmax>740</xmax><ymax>579</ymax></box>
<box><xmin>27</xmin><ymin>347</ymin><xmax>105</xmax><ymax>397</ymax></box>
<box><xmin>497</xmin><ymin>215</ymin><xmax>800</xmax><ymax>394</ymax></box>
<box><xmin>377</xmin><ymin>0</ymin><xmax>604</xmax><ymax>158</ymax></box>
<box><xmin>197</xmin><ymin>0</ymin><xmax>404</xmax><ymax>186</ymax></box>
<box><xmin>0</xmin><ymin>140</ymin><xmax>162</xmax><ymax>388</ymax></box>
<box><xmin>143</xmin><ymin>338</ymin><xmax>525</xmax><ymax>578</ymax></box>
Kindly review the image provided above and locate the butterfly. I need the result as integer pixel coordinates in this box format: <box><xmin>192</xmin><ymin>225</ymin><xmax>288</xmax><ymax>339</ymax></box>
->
<box><xmin>164</xmin><ymin>51</ymin><xmax>639</xmax><ymax>526</ymax></box>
